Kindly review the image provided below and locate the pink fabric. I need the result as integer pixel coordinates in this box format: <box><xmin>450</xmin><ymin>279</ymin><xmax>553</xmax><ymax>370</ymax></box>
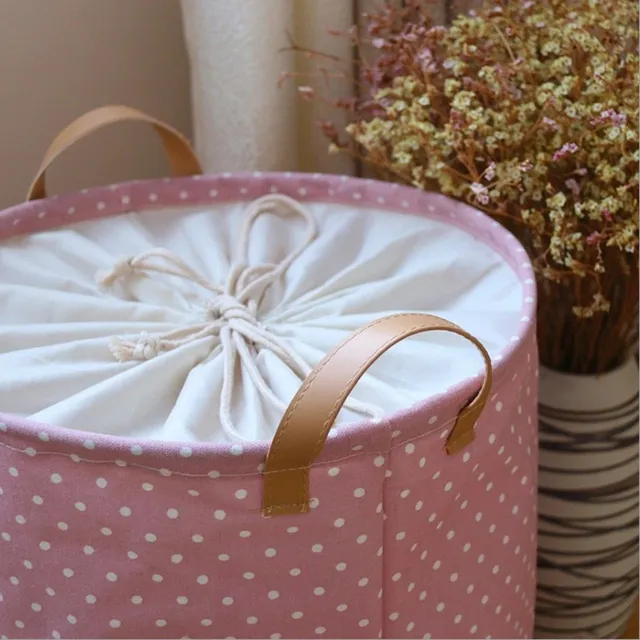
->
<box><xmin>0</xmin><ymin>173</ymin><xmax>538</xmax><ymax>640</ymax></box>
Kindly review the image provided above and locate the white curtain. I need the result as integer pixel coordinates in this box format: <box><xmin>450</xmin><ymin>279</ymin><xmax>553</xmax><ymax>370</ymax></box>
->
<box><xmin>180</xmin><ymin>0</ymin><xmax>453</xmax><ymax>175</ymax></box>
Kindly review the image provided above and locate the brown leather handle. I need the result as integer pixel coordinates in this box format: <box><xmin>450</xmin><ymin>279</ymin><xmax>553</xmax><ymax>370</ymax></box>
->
<box><xmin>262</xmin><ymin>313</ymin><xmax>493</xmax><ymax>516</ymax></box>
<box><xmin>26</xmin><ymin>105</ymin><xmax>202</xmax><ymax>201</ymax></box>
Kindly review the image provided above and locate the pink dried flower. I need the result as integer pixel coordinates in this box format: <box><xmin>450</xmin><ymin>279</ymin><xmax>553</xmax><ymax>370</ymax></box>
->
<box><xmin>553</xmin><ymin>143</ymin><xmax>579</xmax><ymax>161</ymax></box>
<box><xmin>470</xmin><ymin>182</ymin><xmax>490</xmax><ymax>205</ymax></box>
<box><xmin>543</xmin><ymin>117</ymin><xmax>559</xmax><ymax>131</ymax></box>
<box><xmin>372</xmin><ymin>38</ymin><xmax>386</xmax><ymax>49</ymax></box>
<box><xmin>586</xmin><ymin>231</ymin><xmax>603</xmax><ymax>245</ymax></box>
<box><xmin>591</xmin><ymin>109</ymin><xmax>628</xmax><ymax>126</ymax></box>
<box><xmin>565</xmin><ymin>178</ymin><xmax>581</xmax><ymax>198</ymax></box>
<box><xmin>601</xmin><ymin>208</ymin><xmax>613</xmax><ymax>222</ymax></box>
<box><xmin>484</xmin><ymin>162</ymin><xmax>496</xmax><ymax>181</ymax></box>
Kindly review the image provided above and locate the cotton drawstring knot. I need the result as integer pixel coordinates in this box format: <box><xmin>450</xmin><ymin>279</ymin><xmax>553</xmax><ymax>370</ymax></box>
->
<box><xmin>205</xmin><ymin>294</ymin><xmax>258</xmax><ymax>326</ymax></box>
<box><xmin>97</xmin><ymin>257</ymin><xmax>135</xmax><ymax>288</ymax></box>
<box><xmin>96</xmin><ymin>193</ymin><xmax>384</xmax><ymax>439</ymax></box>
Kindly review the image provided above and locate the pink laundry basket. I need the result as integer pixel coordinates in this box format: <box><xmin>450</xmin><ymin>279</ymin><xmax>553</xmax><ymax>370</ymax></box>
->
<box><xmin>0</xmin><ymin>106</ymin><xmax>539</xmax><ymax>640</ymax></box>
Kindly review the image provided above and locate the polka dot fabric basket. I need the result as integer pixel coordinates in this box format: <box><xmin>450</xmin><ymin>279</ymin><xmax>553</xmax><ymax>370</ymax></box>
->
<box><xmin>0</xmin><ymin>106</ymin><xmax>539</xmax><ymax>640</ymax></box>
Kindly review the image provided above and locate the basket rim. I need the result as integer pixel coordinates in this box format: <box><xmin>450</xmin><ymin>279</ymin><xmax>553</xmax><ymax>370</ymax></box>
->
<box><xmin>0</xmin><ymin>172</ymin><xmax>537</xmax><ymax>471</ymax></box>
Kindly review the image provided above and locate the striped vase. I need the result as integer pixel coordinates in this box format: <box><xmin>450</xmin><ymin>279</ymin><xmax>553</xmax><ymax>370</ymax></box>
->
<box><xmin>535</xmin><ymin>358</ymin><xmax>639</xmax><ymax>639</ymax></box>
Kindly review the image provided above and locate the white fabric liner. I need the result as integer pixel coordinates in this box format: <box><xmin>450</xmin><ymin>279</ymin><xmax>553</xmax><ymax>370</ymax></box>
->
<box><xmin>0</xmin><ymin>197</ymin><xmax>523</xmax><ymax>444</ymax></box>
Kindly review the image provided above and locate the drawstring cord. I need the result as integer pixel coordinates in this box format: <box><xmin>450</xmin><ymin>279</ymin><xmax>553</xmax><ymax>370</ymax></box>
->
<box><xmin>97</xmin><ymin>194</ymin><xmax>383</xmax><ymax>439</ymax></box>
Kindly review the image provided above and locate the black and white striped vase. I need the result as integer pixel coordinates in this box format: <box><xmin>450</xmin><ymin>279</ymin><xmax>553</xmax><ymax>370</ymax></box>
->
<box><xmin>535</xmin><ymin>358</ymin><xmax>639</xmax><ymax>639</ymax></box>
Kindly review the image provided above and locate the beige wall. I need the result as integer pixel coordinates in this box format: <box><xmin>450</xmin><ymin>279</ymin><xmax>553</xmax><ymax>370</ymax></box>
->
<box><xmin>0</xmin><ymin>0</ymin><xmax>191</xmax><ymax>209</ymax></box>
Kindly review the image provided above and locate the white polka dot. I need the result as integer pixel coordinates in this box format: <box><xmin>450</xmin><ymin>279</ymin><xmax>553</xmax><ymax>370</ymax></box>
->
<box><xmin>247</xmin><ymin>616</ymin><xmax>259</xmax><ymax>625</ymax></box>
<box><xmin>359</xmin><ymin>619</ymin><xmax>370</xmax><ymax>627</ymax></box>
<box><xmin>9</xmin><ymin>468</ymin><xmax>18</xmax><ymax>477</ymax></box>
<box><xmin>95</xmin><ymin>478</ymin><xmax>107</xmax><ymax>489</ymax></box>
<box><xmin>315</xmin><ymin>627</ymin><xmax>326</xmax><ymax>635</ymax></box>
<box><xmin>50</xmin><ymin>473</ymin><xmax>62</xmax><ymax>484</ymax></box>
<box><xmin>109</xmin><ymin>620</ymin><xmax>121</xmax><ymax>629</ymax></box>
<box><xmin>436</xmin><ymin>602</ymin><xmax>445</xmax><ymax>612</ymax></box>
<box><xmin>374</xmin><ymin>456</ymin><xmax>385</xmax><ymax>467</ymax></box>
<box><xmin>207</xmin><ymin>470</ymin><xmax>220</xmax><ymax>479</ymax></box>
<box><xmin>156</xmin><ymin>619</ymin><xmax>167</xmax><ymax>627</ymax></box>
<box><xmin>244</xmin><ymin>572</ymin><xmax>255</xmax><ymax>580</ymax></box>
<box><xmin>106</xmin><ymin>572</ymin><xmax>117</xmax><ymax>582</ymax></box>
<box><xmin>145</xmin><ymin>533</ymin><xmax>157</xmax><ymax>543</ymax></box>
<box><xmin>337</xmin><ymin>604</ymin><xmax>348</xmax><ymax>612</ymax></box>
<box><xmin>39</xmin><ymin>541</ymin><xmax>51</xmax><ymax>551</ymax></box>
<box><xmin>396</xmin><ymin>532</ymin><xmax>406</xmax><ymax>541</ymax></box>
<box><xmin>131</xmin><ymin>595</ymin><xmax>143</xmax><ymax>604</ymax></box>
<box><xmin>400</xmin><ymin>489</ymin><xmax>411</xmax><ymax>498</ymax></box>
<box><xmin>32</xmin><ymin>495</ymin><xmax>44</xmax><ymax>505</ymax></box>
<box><xmin>23</xmin><ymin>560</ymin><xmax>32</xmax><ymax>569</ymax></box>
<box><xmin>392</xmin><ymin>572</ymin><xmax>402</xmax><ymax>582</ymax></box>
<box><xmin>335</xmin><ymin>562</ymin><xmax>347</xmax><ymax>571</ymax></box>
<box><xmin>119</xmin><ymin>506</ymin><xmax>132</xmax><ymax>517</ymax></box>
<box><xmin>356</xmin><ymin>535</ymin><xmax>368</xmax><ymax>544</ymax></box>
<box><xmin>432</xmin><ymin>559</ymin><xmax>441</xmax><ymax>570</ymax></box>
<box><xmin>201</xmin><ymin>618</ymin><xmax>213</xmax><ymax>627</ymax></box>
<box><xmin>127</xmin><ymin>551</ymin><xmax>138</xmax><ymax>560</ymax></box>
<box><xmin>10</xmin><ymin>576</ymin><xmax>19</xmax><ymax>585</ymax></box>
<box><xmin>290</xmin><ymin>568</ymin><xmax>301</xmax><ymax>576</ymax></box>
<box><xmin>86</xmin><ymin>595</ymin><xmax>97</xmax><ymax>604</ymax></box>
<box><xmin>222</xmin><ymin>596</ymin><xmax>234</xmax><ymax>605</ymax></box>
<box><xmin>177</xmin><ymin>596</ymin><xmax>188</xmax><ymax>605</ymax></box>
<box><xmin>334</xmin><ymin>518</ymin><xmax>345</xmax><ymax>528</ymax></box>
<box><xmin>495</xmin><ymin>401</ymin><xmax>503</xmax><ymax>412</ymax></box>
<box><xmin>450</xmin><ymin>572</ymin><xmax>458</xmax><ymax>582</ymax></box>
<box><xmin>74</xmin><ymin>502</ymin><xmax>86</xmax><ymax>512</ymax></box>
<box><xmin>230</xmin><ymin>444</ymin><xmax>243</xmax><ymax>456</ymax></box>
<box><xmin>197</xmin><ymin>575</ymin><xmax>209</xmax><ymax>585</ymax></box>
<box><xmin>444</xmin><ymin>482</ymin><xmax>453</xmax><ymax>491</ymax></box>
<box><xmin>37</xmin><ymin>431</ymin><xmax>49</xmax><ymax>441</ymax></box>
<box><xmin>167</xmin><ymin>508</ymin><xmax>179</xmax><ymax>519</ymax></box>
<box><xmin>478</xmin><ymin>554</ymin><xmax>485</xmax><ymax>563</ymax></box>
<box><xmin>172</xmin><ymin>554</ymin><xmax>184</xmax><ymax>564</ymax></box>
<box><xmin>83</xmin><ymin>439</ymin><xmax>95</xmax><ymax>450</ymax></box>
<box><xmin>101</xmin><ymin>527</ymin><xmax>112</xmax><ymax>536</ymax></box>
<box><xmin>235</xmin><ymin>489</ymin><xmax>248</xmax><ymax>500</ymax></box>
<box><xmin>142</xmin><ymin>482</ymin><xmax>153</xmax><ymax>491</ymax></box>
<box><xmin>83</xmin><ymin>545</ymin><xmax>94</xmax><ymax>556</ymax></box>
<box><xmin>405</xmin><ymin>443</ymin><xmax>415</xmax><ymax>454</ymax></box>
<box><xmin>292</xmin><ymin>611</ymin><xmax>304</xmax><ymax>619</ymax></box>
<box><xmin>312</xmin><ymin>544</ymin><xmax>323</xmax><ymax>553</ymax></box>
<box><xmin>192</xmin><ymin>534</ymin><xmax>204</xmax><ymax>543</ymax></box>
<box><xmin>353</xmin><ymin>487</ymin><xmax>366</xmax><ymax>498</ymax></box>
<box><xmin>420</xmin><ymin>591</ymin><xmax>427</xmax><ymax>601</ymax></box>
<box><xmin>130</xmin><ymin>444</ymin><xmax>143</xmax><ymax>456</ymax></box>
<box><xmin>214</xmin><ymin>510</ymin><xmax>226</xmax><ymax>520</ymax></box>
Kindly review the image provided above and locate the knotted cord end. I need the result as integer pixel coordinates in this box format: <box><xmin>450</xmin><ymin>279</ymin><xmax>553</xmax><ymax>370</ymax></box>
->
<box><xmin>96</xmin><ymin>257</ymin><xmax>135</xmax><ymax>289</ymax></box>
<box><xmin>109</xmin><ymin>333</ymin><xmax>164</xmax><ymax>362</ymax></box>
